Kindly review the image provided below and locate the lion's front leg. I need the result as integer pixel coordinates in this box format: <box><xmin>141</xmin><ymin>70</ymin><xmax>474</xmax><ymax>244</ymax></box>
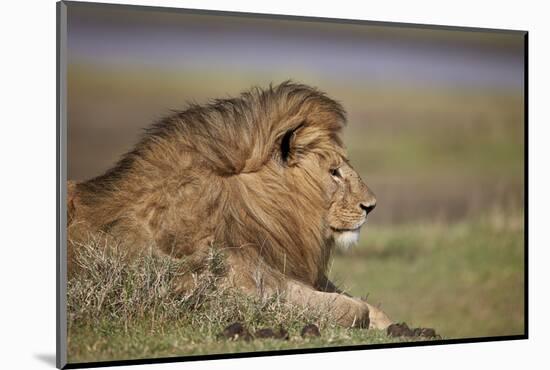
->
<box><xmin>284</xmin><ymin>280</ymin><xmax>370</xmax><ymax>328</ymax></box>
<box><xmin>363</xmin><ymin>302</ymin><xmax>393</xmax><ymax>330</ymax></box>
<box><xmin>316</xmin><ymin>275</ymin><xmax>393</xmax><ymax>330</ymax></box>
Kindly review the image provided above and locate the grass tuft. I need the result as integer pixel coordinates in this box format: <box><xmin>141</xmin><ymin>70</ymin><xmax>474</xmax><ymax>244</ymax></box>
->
<box><xmin>68</xmin><ymin>235</ymin><xmax>404</xmax><ymax>363</ymax></box>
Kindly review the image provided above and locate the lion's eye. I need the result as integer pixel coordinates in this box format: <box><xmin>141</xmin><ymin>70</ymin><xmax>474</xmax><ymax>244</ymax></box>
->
<box><xmin>330</xmin><ymin>168</ymin><xmax>342</xmax><ymax>179</ymax></box>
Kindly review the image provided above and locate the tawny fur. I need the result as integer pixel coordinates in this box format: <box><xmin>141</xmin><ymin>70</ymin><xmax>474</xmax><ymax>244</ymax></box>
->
<box><xmin>67</xmin><ymin>82</ymin><xmax>392</xmax><ymax>329</ymax></box>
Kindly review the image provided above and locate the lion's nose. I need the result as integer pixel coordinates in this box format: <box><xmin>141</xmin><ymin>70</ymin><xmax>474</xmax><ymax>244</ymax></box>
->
<box><xmin>360</xmin><ymin>202</ymin><xmax>376</xmax><ymax>215</ymax></box>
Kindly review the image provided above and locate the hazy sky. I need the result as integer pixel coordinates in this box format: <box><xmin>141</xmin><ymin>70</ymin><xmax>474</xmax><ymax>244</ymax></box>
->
<box><xmin>67</xmin><ymin>4</ymin><xmax>525</xmax><ymax>90</ymax></box>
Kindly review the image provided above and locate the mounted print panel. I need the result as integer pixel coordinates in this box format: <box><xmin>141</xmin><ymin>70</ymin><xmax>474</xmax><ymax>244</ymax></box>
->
<box><xmin>57</xmin><ymin>1</ymin><xmax>527</xmax><ymax>368</ymax></box>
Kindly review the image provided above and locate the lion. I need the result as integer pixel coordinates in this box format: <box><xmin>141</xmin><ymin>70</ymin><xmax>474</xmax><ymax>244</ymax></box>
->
<box><xmin>67</xmin><ymin>82</ymin><xmax>393</xmax><ymax>329</ymax></box>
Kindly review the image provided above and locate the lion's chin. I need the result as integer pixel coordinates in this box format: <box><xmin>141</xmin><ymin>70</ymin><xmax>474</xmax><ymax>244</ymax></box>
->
<box><xmin>334</xmin><ymin>229</ymin><xmax>360</xmax><ymax>250</ymax></box>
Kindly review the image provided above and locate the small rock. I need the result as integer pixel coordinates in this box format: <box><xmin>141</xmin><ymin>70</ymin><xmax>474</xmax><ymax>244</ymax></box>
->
<box><xmin>301</xmin><ymin>323</ymin><xmax>321</xmax><ymax>338</ymax></box>
<box><xmin>387</xmin><ymin>322</ymin><xmax>414</xmax><ymax>337</ymax></box>
<box><xmin>412</xmin><ymin>327</ymin><xmax>439</xmax><ymax>339</ymax></box>
<box><xmin>388</xmin><ymin>323</ymin><xmax>440</xmax><ymax>339</ymax></box>
<box><xmin>219</xmin><ymin>322</ymin><xmax>253</xmax><ymax>341</ymax></box>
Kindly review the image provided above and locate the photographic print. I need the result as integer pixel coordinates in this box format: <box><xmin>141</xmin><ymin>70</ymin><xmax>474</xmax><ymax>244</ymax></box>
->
<box><xmin>57</xmin><ymin>1</ymin><xmax>527</xmax><ymax>368</ymax></box>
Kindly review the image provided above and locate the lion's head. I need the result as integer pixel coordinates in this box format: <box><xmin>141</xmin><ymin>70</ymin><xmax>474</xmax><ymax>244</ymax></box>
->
<box><xmin>326</xmin><ymin>161</ymin><xmax>376</xmax><ymax>249</ymax></box>
<box><xmin>72</xmin><ymin>82</ymin><xmax>376</xmax><ymax>287</ymax></box>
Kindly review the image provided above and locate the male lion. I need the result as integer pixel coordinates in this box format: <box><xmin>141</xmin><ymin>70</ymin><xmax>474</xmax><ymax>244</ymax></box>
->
<box><xmin>67</xmin><ymin>82</ymin><xmax>393</xmax><ymax>329</ymax></box>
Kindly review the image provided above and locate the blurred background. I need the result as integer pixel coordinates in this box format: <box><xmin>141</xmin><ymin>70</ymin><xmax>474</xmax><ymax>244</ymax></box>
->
<box><xmin>67</xmin><ymin>4</ymin><xmax>525</xmax><ymax>340</ymax></box>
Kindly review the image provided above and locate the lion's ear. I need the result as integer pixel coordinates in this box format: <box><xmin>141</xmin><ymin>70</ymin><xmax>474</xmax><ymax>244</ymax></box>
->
<box><xmin>280</xmin><ymin>122</ymin><xmax>304</xmax><ymax>166</ymax></box>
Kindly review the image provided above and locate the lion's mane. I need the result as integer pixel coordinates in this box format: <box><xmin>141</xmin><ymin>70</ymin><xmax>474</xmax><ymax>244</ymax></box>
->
<box><xmin>69</xmin><ymin>82</ymin><xmax>347</xmax><ymax>289</ymax></box>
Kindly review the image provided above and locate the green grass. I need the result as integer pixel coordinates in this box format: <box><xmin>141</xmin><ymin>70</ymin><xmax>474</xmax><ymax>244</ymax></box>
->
<box><xmin>68</xmin><ymin>320</ymin><xmax>418</xmax><ymax>363</ymax></box>
<box><xmin>67</xmin><ymin>210</ymin><xmax>523</xmax><ymax>364</ymax></box>
<box><xmin>330</xmin><ymin>210</ymin><xmax>525</xmax><ymax>339</ymax></box>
